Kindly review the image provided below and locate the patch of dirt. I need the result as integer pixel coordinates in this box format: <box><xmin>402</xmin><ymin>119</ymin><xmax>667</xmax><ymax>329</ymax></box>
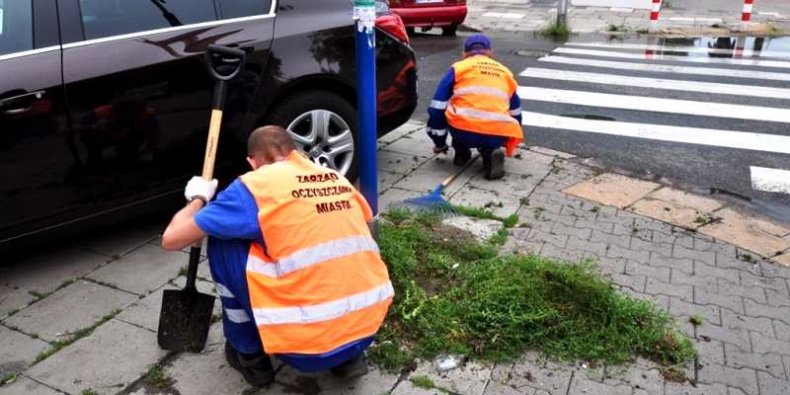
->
<box><xmin>429</xmin><ymin>223</ymin><xmax>478</xmax><ymax>247</ymax></box>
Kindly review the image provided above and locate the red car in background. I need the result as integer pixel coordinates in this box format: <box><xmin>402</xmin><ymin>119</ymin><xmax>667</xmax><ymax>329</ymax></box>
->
<box><xmin>388</xmin><ymin>0</ymin><xmax>467</xmax><ymax>36</ymax></box>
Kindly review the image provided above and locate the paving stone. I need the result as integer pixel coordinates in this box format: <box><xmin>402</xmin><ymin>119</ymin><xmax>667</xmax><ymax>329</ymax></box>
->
<box><xmin>629</xmin><ymin>237</ymin><xmax>673</xmax><ymax>258</ymax></box>
<box><xmin>625</xmin><ymin>261</ymin><xmax>671</xmax><ymax>283</ymax></box>
<box><xmin>671</xmin><ymin>268</ymin><xmax>718</xmax><ymax>293</ymax></box>
<box><xmin>379</xmin><ymin>187</ymin><xmax>423</xmax><ymax>211</ymax></box>
<box><xmin>115</xmin><ymin>285</ymin><xmax>171</xmax><ymax>332</ymax></box>
<box><xmin>716</xmin><ymin>253</ymin><xmax>761</xmax><ymax>276</ymax></box>
<box><xmin>696</xmin><ymin>339</ymin><xmax>726</xmax><ymax>365</ymax></box>
<box><xmin>595</xmin><ymin>256</ymin><xmax>627</xmax><ymax>276</ymax></box>
<box><xmin>391</xmin><ymin>380</ymin><xmax>447</xmax><ymax>395</ymax></box>
<box><xmin>528</xmin><ymin>146</ymin><xmax>576</xmax><ymax>159</ymax></box>
<box><xmin>380</xmin><ymin>170</ymin><xmax>406</xmax><ymax>192</ymax></box>
<box><xmin>565</xmin><ymin>236</ymin><xmax>607</xmax><ymax>257</ymax></box>
<box><xmin>394</xmin><ymin>156</ymin><xmax>480</xmax><ymax>196</ymax></box>
<box><xmin>26</xmin><ymin>319</ymin><xmax>167</xmax><ymax>395</ymax></box>
<box><xmin>664</xmin><ymin>381</ymin><xmax>728</xmax><ymax>395</ymax></box>
<box><xmin>527</xmin><ymin>229</ymin><xmax>568</xmax><ymax>248</ymax></box>
<box><xmin>0</xmin><ymin>375</ymin><xmax>62</xmax><ymax>395</ymax></box>
<box><xmin>695</xmin><ymin>261</ymin><xmax>741</xmax><ymax>284</ymax></box>
<box><xmin>646</xmin><ymin>278</ymin><xmax>693</xmax><ymax>302</ymax></box>
<box><xmin>723</xmin><ymin>344</ymin><xmax>785</xmax><ymax>379</ymax></box>
<box><xmin>773</xmin><ymin>253</ymin><xmax>790</xmax><ymax>267</ymax></box>
<box><xmin>574</xmin><ymin>218</ymin><xmax>614</xmax><ymax>234</ymax></box>
<box><xmin>87</xmin><ymin>244</ymin><xmax>189</xmax><ymax>295</ymax></box>
<box><xmin>699</xmin><ymin>208</ymin><xmax>790</xmax><ymax>258</ymax></box>
<box><xmin>739</xmin><ymin>271</ymin><xmax>788</xmax><ymax>295</ymax></box>
<box><xmin>669</xmin><ymin>297</ymin><xmax>721</xmax><ymax>326</ymax></box>
<box><xmin>0</xmin><ymin>325</ymin><xmax>49</xmax><ymax>375</ymax></box>
<box><xmin>450</xmin><ymin>186</ymin><xmax>521</xmax><ymax>218</ymax></box>
<box><xmin>378</xmin><ymin>150</ymin><xmax>429</xmax><ymax>174</ymax></box>
<box><xmin>696</xmin><ymin>287</ymin><xmax>744</xmax><ymax>315</ymax></box>
<box><xmin>697</xmin><ymin>323</ymin><xmax>751</xmax><ymax>351</ymax></box>
<box><xmin>550</xmin><ymin>222</ymin><xmax>592</xmax><ymax>241</ymax></box>
<box><xmin>563</xmin><ymin>173</ymin><xmax>660</xmax><ymax>209</ymax></box>
<box><xmin>569</xmin><ymin>375</ymin><xmax>631</xmax><ymax>395</ymax></box>
<box><xmin>507</xmin><ymin>360</ymin><xmax>572</xmax><ymax>395</ymax></box>
<box><xmin>608</xmin><ymin>273</ymin><xmax>647</xmax><ymax>292</ymax></box>
<box><xmin>773</xmin><ymin>319</ymin><xmax>790</xmax><ymax>342</ymax></box>
<box><xmin>607</xmin><ymin>244</ymin><xmax>649</xmax><ymax>263</ymax></box>
<box><xmin>649</xmin><ymin>252</ymin><xmax>694</xmax><ymax>274</ymax></box>
<box><xmin>3</xmin><ymin>280</ymin><xmax>137</xmax><ymax>342</ymax></box>
<box><xmin>674</xmin><ymin>245</ymin><xmax>716</xmax><ymax>266</ymax></box>
<box><xmin>0</xmin><ymin>284</ymin><xmax>35</xmax><ymax>320</ymax></box>
<box><xmin>751</xmin><ymin>332</ymin><xmax>790</xmax><ymax>356</ymax></box>
<box><xmin>166</xmin><ymin>340</ymin><xmax>255</xmax><ymax>395</ymax></box>
<box><xmin>468</xmin><ymin>171</ymin><xmax>543</xmax><ymax>199</ymax></box>
<box><xmin>695</xmin><ymin>239</ymin><xmax>737</xmax><ymax>257</ymax></box>
<box><xmin>78</xmin><ymin>221</ymin><xmax>162</xmax><ymax>258</ymax></box>
<box><xmin>409</xmin><ymin>361</ymin><xmax>492</xmax><ymax>395</ymax></box>
<box><xmin>382</xmin><ymin>132</ymin><xmax>434</xmax><ymax>156</ymax></box>
<box><xmin>483</xmin><ymin>381</ymin><xmax>530</xmax><ymax>395</ymax></box>
<box><xmin>716</xmin><ymin>279</ymin><xmax>767</xmax><ymax>305</ymax></box>
<box><xmin>744</xmin><ymin>299</ymin><xmax>790</xmax><ymax>327</ymax></box>
<box><xmin>756</xmin><ymin>371</ymin><xmax>790</xmax><ymax>395</ymax></box>
<box><xmin>760</xmin><ymin>261</ymin><xmax>790</xmax><ymax>280</ymax></box>
<box><xmin>590</xmin><ymin>229</ymin><xmax>631</xmax><ymax>248</ymax></box>
<box><xmin>0</xmin><ymin>249</ymin><xmax>109</xmax><ymax>295</ymax></box>
<box><xmin>604</xmin><ymin>359</ymin><xmax>664</xmax><ymax>395</ymax></box>
<box><xmin>697</xmin><ymin>363</ymin><xmax>758</xmax><ymax>395</ymax></box>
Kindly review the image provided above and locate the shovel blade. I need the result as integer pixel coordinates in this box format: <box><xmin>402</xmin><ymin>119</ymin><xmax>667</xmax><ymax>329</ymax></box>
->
<box><xmin>157</xmin><ymin>288</ymin><xmax>215</xmax><ymax>352</ymax></box>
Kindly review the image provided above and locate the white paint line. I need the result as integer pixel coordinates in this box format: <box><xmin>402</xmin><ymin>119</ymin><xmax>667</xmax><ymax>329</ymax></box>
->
<box><xmin>567</xmin><ymin>41</ymin><xmax>790</xmax><ymax>58</ymax></box>
<box><xmin>538</xmin><ymin>55</ymin><xmax>790</xmax><ymax>82</ymax></box>
<box><xmin>668</xmin><ymin>17</ymin><xmax>723</xmax><ymax>23</ymax></box>
<box><xmin>481</xmin><ymin>12</ymin><xmax>524</xmax><ymax>19</ymax></box>
<box><xmin>521</xmin><ymin>111</ymin><xmax>790</xmax><ymax>155</ymax></box>
<box><xmin>758</xmin><ymin>12</ymin><xmax>781</xmax><ymax>17</ymax></box>
<box><xmin>554</xmin><ymin>47</ymin><xmax>790</xmax><ymax>68</ymax></box>
<box><xmin>750</xmin><ymin>166</ymin><xmax>790</xmax><ymax>194</ymax></box>
<box><xmin>520</xmin><ymin>68</ymin><xmax>790</xmax><ymax>100</ymax></box>
<box><xmin>610</xmin><ymin>7</ymin><xmax>634</xmax><ymax>12</ymax></box>
<box><xmin>516</xmin><ymin>86</ymin><xmax>790</xmax><ymax>124</ymax></box>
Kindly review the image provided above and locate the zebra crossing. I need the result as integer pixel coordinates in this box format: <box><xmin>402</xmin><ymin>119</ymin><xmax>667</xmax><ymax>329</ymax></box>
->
<box><xmin>516</xmin><ymin>38</ymin><xmax>790</xmax><ymax>196</ymax></box>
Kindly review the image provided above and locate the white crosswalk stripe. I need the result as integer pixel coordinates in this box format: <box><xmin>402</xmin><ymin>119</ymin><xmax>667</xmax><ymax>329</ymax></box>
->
<box><xmin>518</xmin><ymin>41</ymin><xmax>790</xmax><ymax>196</ymax></box>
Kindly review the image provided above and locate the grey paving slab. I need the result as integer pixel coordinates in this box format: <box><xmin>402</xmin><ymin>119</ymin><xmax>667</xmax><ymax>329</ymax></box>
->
<box><xmin>0</xmin><ymin>325</ymin><xmax>49</xmax><ymax>375</ymax></box>
<box><xmin>379</xmin><ymin>170</ymin><xmax>406</xmax><ymax>192</ymax></box>
<box><xmin>467</xmin><ymin>172</ymin><xmax>543</xmax><ymax>202</ymax></box>
<box><xmin>383</xmin><ymin>132</ymin><xmax>435</xmax><ymax>157</ymax></box>
<box><xmin>391</xmin><ymin>380</ymin><xmax>446</xmax><ymax>395</ymax></box>
<box><xmin>507</xmin><ymin>360</ymin><xmax>573</xmax><ymax>395</ymax></box>
<box><xmin>669</xmin><ymin>297</ymin><xmax>721</xmax><ymax>326</ymax></box>
<box><xmin>744</xmin><ymin>299</ymin><xmax>790</xmax><ymax>327</ymax></box>
<box><xmin>569</xmin><ymin>375</ymin><xmax>631</xmax><ymax>395</ymax></box>
<box><xmin>695</xmin><ymin>287</ymin><xmax>745</xmax><ymax>315</ymax></box>
<box><xmin>664</xmin><ymin>381</ymin><xmax>729</xmax><ymax>395</ymax></box>
<box><xmin>378</xmin><ymin>150</ymin><xmax>429</xmax><ymax>175</ymax></box>
<box><xmin>756</xmin><ymin>371</ymin><xmax>790</xmax><ymax>395</ymax></box>
<box><xmin>0</xmin><ymin>284</ymin><xmax>35</xmax><ymax>320</ymax></box>
<box><xmin>697</xmin><ymin>323</ymin><xmax>751</xmax><ymax>351</ymax></box>
<box><xmin>0</xmin><ymin>249</ymin><xmax>109</xmax><ymax>295</ymax></box>
<box><xmin>751</xmin><ymin>332</ymin><xmax>790</xmax><ymax>356</ymax></box>
<box><xmin>723</xmin><ymin>344</ymin><xmax>785</xmax><ymax>380</ymax></box>
<box><xmin>167</xmin><ymin>340</ymin><xmax>253</xmax><ymax>395</ymax></box>
<box><xmin>720</xmin><ymin>308</ymin><xmax>774</xmax><ymax>339</ymax></box>
<box><xmin>378</xmin><ymin>120</ymin><xmax>422</xmax><ymax>145</ymax></box>
<box><xmin>274</xmin><ymin>363</ymin><xmax>399</xmax><ymax>395</ymax></box>
<box><xmin>670</xmin><ymin>268</ymin><xmax>718</xmax><ymax>293</ymax></box>
<box><xmin>0</xmin><ymin>376</ymin><xmax>62</xmax><ymax>395</ymax></box>
<box><xmin>78</xmin><ymin>220</ymin><xmax>163</xmax><ymax>258</ymax></box>
<box><xmin>504</xmin><ymin>149</ymin><xmax>554</xmax><ymax>177</ymax></box>
<box><xmin>87</xmin><ymin>244</ymin><xmax>189</xmax><ymax>295</ymax></box>
<box><xmin>482</xmin><ymin>381</ymin><xmax>530</xmax><ymax>395</ymax></box>
<box><xmin>3</xmin><ymin>280</ymin><xmax>137</xmax><ymax>342</ymax></box>
<box><xmin>626</xmin><ymin>261</ymin><xmax>671</xmax><ymax>283</ymax></box>
<box><xmin>379</xmin><ymin>187</ymin><xmax>423</xmax><ymax>212</ymax></box>
<box><xmin>409</xmin><ymin>361</ymin><xmax>492</xmax><ymax>395</ymax></box>
<box><xmin>645</xmin><ymin>278</ymin><xmax>693</xmax><ymax>302</ymax></box>
<box><xmin>715</xmin><ymin>280</ymin><xmax>766</xmax><ymax>305</ymax></box>
<box><xmin>450</xmin><ymin>185</ymin><xmax>521</xmax><ymax>218</ymax></box>
<box><xmin>696</xmin><ymin>338</ymin><xmax>726</xmax><ymax>365</ymax></box>
<box><xmin>696</xmin><ymin>363</ymin><xmax>758</xmax><ymax>395</ymax></box>
<box><xmin>114</xmin><ymin>285</ymin><xmax>172</xmax><ymax>332</ymax></box>
<box><xmin>26</xmin><ymin>319</ymin><xmax>166</xmax><ymax>395</ymax></box>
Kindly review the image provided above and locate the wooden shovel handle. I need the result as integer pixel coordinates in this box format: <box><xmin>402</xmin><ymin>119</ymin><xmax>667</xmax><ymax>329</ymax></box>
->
<box><xmin>201</xmin><ymin>109</ymin><xmax>223</xmax><ymax>180</ymax></box>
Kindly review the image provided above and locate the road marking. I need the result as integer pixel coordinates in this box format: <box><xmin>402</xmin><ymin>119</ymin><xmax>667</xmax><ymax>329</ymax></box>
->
<box><xmin>516</xmin><ymin>86</ymin><xmax>790</xmax><ymax>124</ymax></box>
<box><xmin>520</xmin><ymin>111</ymin><xmax>790</xmax><ymax>155</ymax></box>
<box><xmin>566</xmin><ymin>41</ymin><xmax>790</xmax><ymax>58</ymax></box>
<box><xmin>667</xmin><ymin>17</ymin><xmax>723</xmax><ymax>23</ymax></box>
<box><xmin>554</xmin><ymin>47</ymin><xmax>790</xmax><ymax>68</ymax></box>
<box><xmin>750</xmin><ymin>166</ymin><xmax>790</xmax><ymax>194</ymax></box>
<box><xmin>520</xmin><ymin>68</ymin><xmax>790</xmax><ymax>100</ymax></box>
<box><xmin>538</xmin><ymin>56</ymin><xmax>790</xmax><ymax>82</ymax></box>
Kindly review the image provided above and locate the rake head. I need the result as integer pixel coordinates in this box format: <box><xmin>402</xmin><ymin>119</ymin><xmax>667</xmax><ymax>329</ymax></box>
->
<box><xmin>391</xmin><ymin>186</ymin><xmax>457</xmax><ymax>215</ymax></box>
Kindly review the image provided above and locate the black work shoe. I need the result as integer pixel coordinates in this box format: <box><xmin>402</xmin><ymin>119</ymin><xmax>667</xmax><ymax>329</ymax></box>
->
<box><xmin>453</xmin><ymin>148</ymin><xmax>471</xmax><ymax>166</ymax></box>
<box><xmin>225</xmin><ymin>342</ymin><xmax>274</xmax><ymax>386</ymax></box>
<box><xmin>485</xmin><ymin>149</ymin><xmax>505</xmax><ymax>180</ymax></box>
<box><xmin>330</xmin><ymin>355</ymin><xmax>369</xmax><ymax>380</ymax></box>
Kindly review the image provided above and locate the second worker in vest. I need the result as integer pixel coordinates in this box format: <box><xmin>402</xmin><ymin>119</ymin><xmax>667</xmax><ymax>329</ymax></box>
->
<box><xmin>427</xmin><ymin>33</ymin><xmax>524</xmax><ymax>180</ymax></box>
<box><xmin>161</xmin><ymin>126</ymin><xmax>393</xmax><ymax>386</ymax></box>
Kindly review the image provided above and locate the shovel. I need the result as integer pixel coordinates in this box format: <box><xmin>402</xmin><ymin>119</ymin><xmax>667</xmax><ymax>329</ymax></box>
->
<box><xmin>157</xmin><ymin>44</ymin><xmax>247</xmax><ymax>353</ymax></box>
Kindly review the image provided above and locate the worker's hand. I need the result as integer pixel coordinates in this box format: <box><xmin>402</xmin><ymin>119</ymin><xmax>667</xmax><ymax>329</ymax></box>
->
<box><xmin>184</xmin><ymin>176</ymin><xmax>218</xmax><ymax>203</ymax></box>
<box><xmin>433</xmin><ymin>145</ymin><xmax>449</xmax><ymax>155</ymax></box>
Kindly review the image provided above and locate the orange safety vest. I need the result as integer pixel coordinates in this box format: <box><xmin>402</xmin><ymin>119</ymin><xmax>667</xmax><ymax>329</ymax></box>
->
<box><xmin>240</xmin><ymin>151</ymin><xmax>393</xmax><ymax>355</ymax></box>
<box><xmin>446</xmin><ymin>55</ymin><xmax>524</xmax><ymax>156</ymax></box>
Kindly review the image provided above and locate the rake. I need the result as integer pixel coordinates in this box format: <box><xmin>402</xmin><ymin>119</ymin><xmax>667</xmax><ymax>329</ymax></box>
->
<box><xmin>392</xmin><ymin>154</ymin><xmax>480</xmax><ymax>214</ymax></box>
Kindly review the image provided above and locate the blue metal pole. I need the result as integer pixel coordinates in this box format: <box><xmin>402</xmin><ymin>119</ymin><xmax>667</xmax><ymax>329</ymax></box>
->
<box><xmin>354</xmin><ymin>1</ymin><xmax>379</xmax><ymax>217</ymax></box>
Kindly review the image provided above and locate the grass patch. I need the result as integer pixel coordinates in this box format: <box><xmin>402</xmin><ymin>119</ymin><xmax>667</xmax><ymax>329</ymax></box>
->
<box><xmin>452</xmin><ymin>205</ymin><xmax>518</xmax><ymax>229</ymax></box>
<box><xmin>689</xmin><ymin>315</ymin><xmax>703</xmax><ymax>327</ymax></box>
<box><xmin>410</xmin><ymin>375</ymin><xmax>435</xmax><ymax>389</ymax></box>
<box><xmin>372</xmin><ymin>212</ymin><xmax>695</xmax><ymax>374</ymax></box>
<box><xmin>539</xmin><ymin>21</ymin><xmax>571</xmax><ymax>40</ymax></box>
<box><xmin>1</xmin><ymin>373</ymin><xmax>18</xmax><ymax>386</ymax></box>
<box><xmin>80</xmin><ymin>390</ymin><xmax>98</xmax><ymax>395</ymax></box>
<box><xmin>33</xmin><ymin>309</ymin><xmax>121</xmax><ymax>364</ymax></box>
<box><xmin>145</xmin><ymin>364</ymin><xmax>175</xmax><ymax>390</ymax></box>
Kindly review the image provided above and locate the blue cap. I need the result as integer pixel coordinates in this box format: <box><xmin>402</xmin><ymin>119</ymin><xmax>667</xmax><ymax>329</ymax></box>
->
<box><xmin>464</xmin><ymin>34</ymin><xmax>492</xmax><ymax>52</ymax></box>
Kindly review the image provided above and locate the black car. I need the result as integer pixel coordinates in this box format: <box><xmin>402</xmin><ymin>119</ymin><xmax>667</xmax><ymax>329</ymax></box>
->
<box><xmin>0</xmin><ymin>0</ymin><xmax>417</xmax><ymax>251</ymax></box>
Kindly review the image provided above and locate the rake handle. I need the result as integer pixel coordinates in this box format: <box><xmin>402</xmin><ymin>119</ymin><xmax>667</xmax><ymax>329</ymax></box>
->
<box><xmin>441</xmin><ymin>154</ymin><xmax>481</xmax><ymax>187</ymax></box>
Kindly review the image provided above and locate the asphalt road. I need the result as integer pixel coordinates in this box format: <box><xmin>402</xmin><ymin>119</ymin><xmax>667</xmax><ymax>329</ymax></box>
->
<box><xmin>408</xmin><ymin>30</ymin><xmax>790</xmax><ymax>222</ymax></box>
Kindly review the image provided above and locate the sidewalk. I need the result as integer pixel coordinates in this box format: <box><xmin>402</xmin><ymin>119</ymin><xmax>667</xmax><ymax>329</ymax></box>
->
<box><xmin>464</xmin><ymin>0</ymin><xmax>790</xmax><ymax>34</ymax></box>
<box><xmin>2</xmin><ymin>121</ymin><xmax>790</xmax><ymax>394</ymax></box>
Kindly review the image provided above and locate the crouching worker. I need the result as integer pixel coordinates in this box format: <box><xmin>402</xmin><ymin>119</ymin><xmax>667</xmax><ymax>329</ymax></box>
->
<box><xmin>161</xmin><ymin>126</ymin><xmax>393</xmax><ymax>386</ymax></box>
<box><xmin>427</xmin><ymin>33</ymin><xmax>524</xmax><ymax>180</ymax></box>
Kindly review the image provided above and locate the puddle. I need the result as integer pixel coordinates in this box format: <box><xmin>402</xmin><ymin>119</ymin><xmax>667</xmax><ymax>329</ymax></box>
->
<box><xmin>565</xmin><ymin>35</ymin><xmax>790</xmax><ymax>59</ymax></box>
<box><xmin>514</xmin><ymin>49</ymin><xmax>551</xmax><ymax>58</ymax></box>
<box><xmin>559</xmin><ymin>114</ymin><xmax>616</xmax><ymax>121</ymax></box>
<box><xmin>711</xmin><ymin>188</ymin><xmax>790</xmax><ymax>224</ymax></box>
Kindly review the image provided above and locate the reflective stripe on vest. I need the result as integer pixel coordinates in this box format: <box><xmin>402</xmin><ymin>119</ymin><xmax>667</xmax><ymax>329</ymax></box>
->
<box><xmin>451</xmin><ymin>106</ymin><xmax>519</xmax><ymax>124</ymax></box>
<box><xmin>253</xmin><ymin>282</ymin><xmax>394</xmax><ymax>325</ymax></box>
<box><xmin>453</xmin><ymin>85</ymin><xmax>510</xmax><ymax>100</ymax></box>
<box><xmin>225</xmin><ymin>308</ymin><xmax>251</xmax><ymax>323</ymax></box>
<box><xmin>430</xmin><ymin>100</ymin><xmax>448</xmax><ymax>110</ymax></box>
<box><xmin>247</xmin><ymin>235</ymin><xmax>380</xmax><ymax>278</ymax></box>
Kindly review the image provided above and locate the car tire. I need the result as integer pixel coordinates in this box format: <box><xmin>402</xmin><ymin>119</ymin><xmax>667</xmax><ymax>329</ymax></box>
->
<box><xmin>442</xmin><ymin>24</ymin><xmax>458</xmax><ymax>36</ymax></box>
<box><xmin>264</xmin><ymin>90</ymin><xmax>359</xmax><ymax>182</ymax></box>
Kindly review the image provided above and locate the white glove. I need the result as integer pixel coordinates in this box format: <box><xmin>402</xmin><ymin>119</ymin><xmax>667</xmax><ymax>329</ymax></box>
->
<box><xmin>185</xmin><ymin>176</ymin><xmax>218</xmax><ymax>203</ymax></box>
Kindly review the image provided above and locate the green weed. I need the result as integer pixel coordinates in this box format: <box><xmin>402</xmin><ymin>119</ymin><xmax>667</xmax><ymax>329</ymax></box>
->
<box><xmin>539</xmin><ymin>22</ymin><xmax>571</xmax><ymax>40</ymax></box>
<box><xmin>689</xmin><ymin>315</ymin><xmax>703</xmax><ymax>327</ymax></box>
<box><xmin>80</xmin><ymin>390</ymin><xmax>98</xmax><ymax>395</ymax></box>
<box><xmin>410</xmin><ymin>375</ymin><xmax>435</xmax><ymax>389</ymax></box>
<box><xmin>1</xmin><ymin>373</ymin><xmax>18</xmax><ymax>386</ymax></box>
<box><xmin>33</xmin><ymin>309</ymin><xmax>121</xmax><ymax>364</ymax></box>
<box><xmin>145</xmin><ymin>364</ymin><xmax>174</xmax><ymax>390</ymax></box>
<box><xmin>372</xmin><ymin>212</ymin><xmax>696</xmax><ymax>374</ymax></box>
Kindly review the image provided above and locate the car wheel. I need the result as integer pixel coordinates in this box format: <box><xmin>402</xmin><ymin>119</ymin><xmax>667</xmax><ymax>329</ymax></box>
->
<box><xmin>442</xmin><ymin>24</ymin><xmax>458</xmax><ymax>36</ymax></box>
<box><xmin>265</xmin><ymin>90</ymin><xmax>359</xmax><ymax>182</ymax></box>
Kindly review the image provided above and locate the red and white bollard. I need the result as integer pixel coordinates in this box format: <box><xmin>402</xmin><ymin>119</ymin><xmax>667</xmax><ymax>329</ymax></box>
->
<box><xmin>650</xmin><ymin>0</ymin><xmax>662</xmax><ymax>31</ymax></box>
<box><xmin>741</xmin><ymin>0</ymin><xmax>754</xmax><ymax>29</ymax></box>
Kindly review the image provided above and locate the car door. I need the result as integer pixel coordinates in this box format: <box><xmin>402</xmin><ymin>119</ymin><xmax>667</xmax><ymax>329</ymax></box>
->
<box><xmin>58</xmin><ymin>0</ymin><xmax>275</xmax><ymax>216</ymax></box>
<box><xmin>0</xmin><ymin>0</ymin><xmax>86</xmax><ymax>245</ymax></box>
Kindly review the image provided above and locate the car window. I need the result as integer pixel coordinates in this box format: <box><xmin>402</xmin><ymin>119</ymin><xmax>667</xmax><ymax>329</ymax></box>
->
<box><xmin>0</xmin><ymin>0</ymin><xmax>34</xmax><ymax>56</ymax></box>
<box><xmin>218</xmin><ymin>0</ymin><xmax>273</xmax><ymax>19</ymax></box>
<box><xmin>79</xmin><ymin>0</ymin><xmax>218</xmax><ymax>40</ymax></box>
